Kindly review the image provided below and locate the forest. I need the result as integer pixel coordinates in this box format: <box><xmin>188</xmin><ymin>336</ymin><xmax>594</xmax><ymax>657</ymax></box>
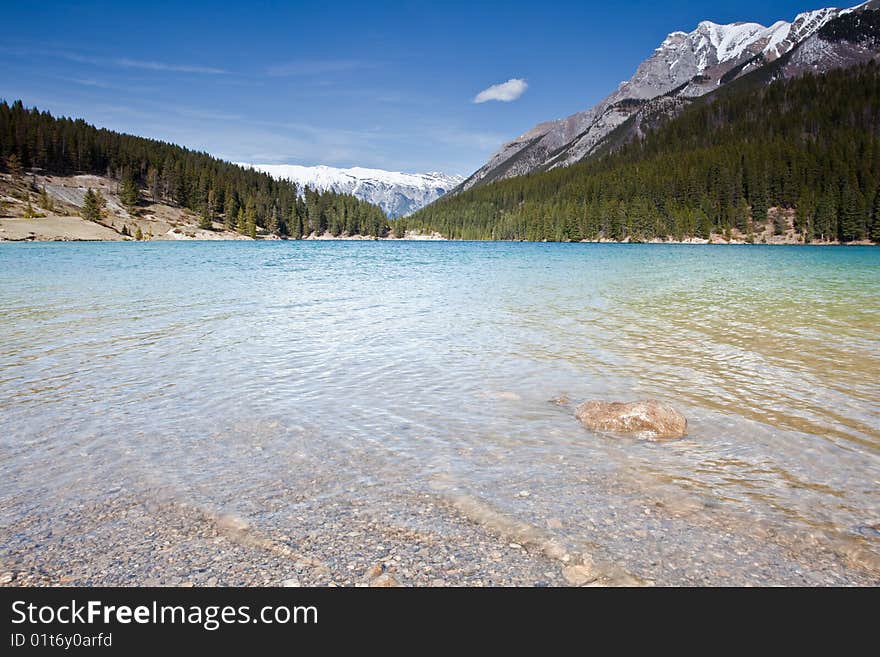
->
<box><xmin>407</xmin><ymin>63</ymin><xmax>880</xmax><ymax>243</ymax></box>
<box><xmin>0</xmin><ymin>100</ymin><xmax>390</xmax><ymax>238</ymax></box>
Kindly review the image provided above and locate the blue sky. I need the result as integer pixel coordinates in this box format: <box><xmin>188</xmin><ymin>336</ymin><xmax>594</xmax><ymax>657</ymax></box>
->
<box><xmin>2</xmin><ymin>0</ymin><xmax>829</xmax><ymax>175</ymax></box>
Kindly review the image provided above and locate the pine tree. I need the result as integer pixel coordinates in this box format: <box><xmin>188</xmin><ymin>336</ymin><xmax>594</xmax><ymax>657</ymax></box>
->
<box><xmin>796</xmin><ymin>192</ymin><xmax>816</xmax><ymax>242</ymax></box>
<box><xmin>815</xmin><ymin>193</ymin><xmax>838</xmax><ymax>242</ymax></box>
<box><xmin>23</xmin><ymin>197</ymin><xmax>37</xmax><ymax>219</ymax></box>
<box><xmin>199</xmin><ymin>189</ymin><xmax>215</xmax><ymax>229</ymax></box>
<box><xmin>120</xmin><ymin>174</ymin><xmax>140</xmax><ymax>213</ymax></box>
<box><xmin>5</xmin><ymin>153</ymin><xmax>23</xmax><ymax>180</ymax></box>
<box><xmin>290</xmin><ymin>203</ymin><xmax>304</xmax><ymax>239</ymax></box>
<box><xmin>733</xmin><ymin>198</ymin><xmax>750</xmax><ymax>233</ymax></box>
<box><xmin>268</xmin><ymin>203</ymin><xmax>279</xmax><ymax>235</ymax></box>
<box><xmin>695</xmin><ymin>208</ymin><xmax>711</xmax><ymax>239</ymax></box>
<box><xmin>94</xmin><ymin>190</ymin><xmax>107</xmax><ymax>218</ymax></box>
<box><xmin>773</xmin><ymin>211</ymin><xmax>787</xmax><ymax>236</ymax></box>
<box><xmin>135</xmin><ymin>226</ymin><xmax>143</xmax><ymax>241</ymax></box>
<box><xmin>38</xmin><ymin>185</ymin><xmax>54</xmax><ymax>212</ymax></box>
<box><xmin>225</xmin><ymin>192</ymin><xmax>239</xmax><ymax>230</ymax></box>
<box><xmin>871</xmin><ymin>188</ymin><xmax>880</xmax><ymax>243</ymax></box>
<box><xmin>243</xmin><ymin>199</ymin><xmax>257</xmax><ymax>238</ymax></box>
<box><xmin>839</xmin><ymin>184</ymin><xmax>866</xmax><ymax>242</ymax></box>
<box><xmin>146</xmin><ymin>167</ymin><xmax>160</xmax><ymax>202</ymax></box>
<box><xmin>81</xmin><ymin>188</ymin><xmax>101</xmax><ymax>222</ymax></box>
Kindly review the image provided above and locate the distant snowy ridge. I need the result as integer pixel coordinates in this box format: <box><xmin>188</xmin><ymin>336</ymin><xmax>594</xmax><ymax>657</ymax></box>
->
<box><xmin>238</xmin><ymin>163</ymin><xmax>463</xmax><ymax>218</ymax></box>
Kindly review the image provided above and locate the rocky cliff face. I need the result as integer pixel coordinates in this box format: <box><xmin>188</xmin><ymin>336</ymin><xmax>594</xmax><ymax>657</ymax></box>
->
<box><xmin>459</xmin><ymin>2</ymin><xmax>877</xmax><ymax>192</ymax></box>
<box><xmin>783</xmin><ymin>6</ymin><xmax>880</xmax><ymax>75</ymax></box>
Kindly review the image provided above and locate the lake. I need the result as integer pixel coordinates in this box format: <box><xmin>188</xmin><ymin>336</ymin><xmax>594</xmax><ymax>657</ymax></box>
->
<box><xmin>1</xmin><ymin>241</ymin><xmax>878</xmax><ymax>585</ymax></box>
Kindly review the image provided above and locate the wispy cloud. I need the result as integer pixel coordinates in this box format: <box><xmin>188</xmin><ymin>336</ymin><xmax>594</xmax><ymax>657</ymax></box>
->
<box><xmin>473</xmin><ymin>78</ymin><xmax>528</xmax><ymax>103</ymax></box>
<box><xmin>176</xmin><ymin>107</ymin><xmax>241</xmax><ymax>122</ymax></box>
<box><xmin>62</xmin><ymin>52</ymin><xmax>227</xmax><ymax>74</ymax></box>
<box><xmin>67</xmin><ymin>77</ymin><xmax>161</xmax><ymax>95</ymax></box>
<box><xmin>266</xmin><ymin>59</ymin><xmax>369</xmax><ymax>77</ymax></box>
<box><xmin>115</xmin><ymin>58</ymin><xmax>227</xmax><ymax>74</ymax></box>
<box><xmin>70</xmin><ymin>77</ymin><xmax>114</xmax><ymax>89</ymax></box>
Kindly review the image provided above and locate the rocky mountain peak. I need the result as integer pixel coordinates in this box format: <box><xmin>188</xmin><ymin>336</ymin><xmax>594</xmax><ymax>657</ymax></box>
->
<box><xmin>458</xmin><ymin>3</ymin><xmax>875</xmax><ymax>192</ymax></box>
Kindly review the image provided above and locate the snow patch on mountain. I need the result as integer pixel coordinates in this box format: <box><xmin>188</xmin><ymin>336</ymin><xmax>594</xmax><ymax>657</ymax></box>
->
<box><xmin>239</xmin><ymin>164</ymin><xmax>463</xmax><ymax>217</ymax></box>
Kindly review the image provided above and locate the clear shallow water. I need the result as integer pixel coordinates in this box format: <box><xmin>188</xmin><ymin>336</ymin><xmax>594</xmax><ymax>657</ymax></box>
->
<box><xmin>1</xmin><ymin>241</ymin><xmax>878</xmax><ymax>584</ymax></box>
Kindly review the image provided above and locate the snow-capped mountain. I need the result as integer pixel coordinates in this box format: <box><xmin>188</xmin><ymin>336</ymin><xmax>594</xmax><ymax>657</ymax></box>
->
<box><xmin>460</xmin><ymin>2</ymin><xmax>876</xmax><ymax>191</ymax></box>
<box><xmin>239</xmin><ymin>164</ymin><xmax>463</xmax><ymax>217</ymax></box>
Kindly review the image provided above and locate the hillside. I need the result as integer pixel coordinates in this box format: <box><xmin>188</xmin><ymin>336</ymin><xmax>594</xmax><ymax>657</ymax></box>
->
<box><xmin>407</xmin><ymin>63</ymin><xmax>880</xmax><ymax>243</ymax></box>
<box><xmin>0</xmin><ymin>172</ymin><xmax>254</xmax><ymax>241</ymax></box>
<box><xmin>459</xmin><ymin>1</ymin><xmax>879</xmax><ymax>192</ymax></box>
<box><xmin>0</xmin><ymin>101</ymin><xmax>391</xmax><ymax>240</ymax></box>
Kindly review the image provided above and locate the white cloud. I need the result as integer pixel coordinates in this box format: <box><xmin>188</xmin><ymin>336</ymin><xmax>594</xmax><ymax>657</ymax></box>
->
<box><xmin>473</xmin><ymin>78</ymin><xmax>528</xmax><ymax>103</ymax></box>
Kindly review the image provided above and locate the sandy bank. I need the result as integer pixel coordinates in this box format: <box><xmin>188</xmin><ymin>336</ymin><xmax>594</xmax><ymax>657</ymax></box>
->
<box><xmin>0</xmin><ymin>215</ymin><xmax>123</xmax><ymax>241</ymax></box>
<box><xmin>0</xmin><ymin>172</ymin><xmax>249</xmax><ymax>242</ymax></box>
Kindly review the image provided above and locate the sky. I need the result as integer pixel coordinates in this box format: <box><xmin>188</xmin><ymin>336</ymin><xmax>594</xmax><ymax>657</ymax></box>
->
<box><xmin>1</xmin><ymin>0</ymin><xmax>835</xmax><ymax>176</ymax></box>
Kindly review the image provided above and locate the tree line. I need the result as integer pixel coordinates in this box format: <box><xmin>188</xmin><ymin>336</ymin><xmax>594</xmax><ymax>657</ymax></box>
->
<box><xmin>0</xmin><ymin>100</ymin><xmax>390</xmax><ymax>238</ymax></box>
<box><xmin>408</xmin><ymin>63</ymin><xmax>880</xmax><ymax>243</ymax></box>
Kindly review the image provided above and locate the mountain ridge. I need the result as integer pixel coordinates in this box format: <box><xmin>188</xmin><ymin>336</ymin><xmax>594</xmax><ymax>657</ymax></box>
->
<box><xmin>458</xmin><ymin>1</ymin><xmax>877</xmax><ymax>192</ymax></box>
<box><xmin>240</xmin><ymin>163</ymin><xmax>463</xmax><ymax>218</ymax></box>
<box><xmin>408</xmin><ymin>61</ymin><xmax>880</xmax><ymax>244</ymax></box>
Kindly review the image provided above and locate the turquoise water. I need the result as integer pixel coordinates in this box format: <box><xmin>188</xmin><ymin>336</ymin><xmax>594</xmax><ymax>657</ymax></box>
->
<box><xmin>1</xmin><ymin>241</ymin><xmax>879</xmax><ymax>584</ymax></box>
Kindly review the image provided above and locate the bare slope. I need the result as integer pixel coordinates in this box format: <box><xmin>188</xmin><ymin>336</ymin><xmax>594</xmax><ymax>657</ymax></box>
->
<box><xmin>0</xmin><ymin>173</ymin><xmax>252</xmax><ymax>241</ymax></box>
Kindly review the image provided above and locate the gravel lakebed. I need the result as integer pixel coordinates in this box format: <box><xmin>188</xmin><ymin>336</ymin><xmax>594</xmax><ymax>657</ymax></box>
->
<box><xmin>0</xmin><ymin>490</ymin><xmax>579</xmax><ymax>588</ymax></box>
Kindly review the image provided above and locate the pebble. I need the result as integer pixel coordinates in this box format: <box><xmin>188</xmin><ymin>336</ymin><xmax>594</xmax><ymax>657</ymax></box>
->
<box><xmin>369</xmin><ymin>573</ymin><xmax>400</xmax><ymax>587</ymax></box>
<box><xmin>4</xmin><ymin>474</ymin><xmax>872</xmax><ymax>588</ymax></box>
<box><xmin>281</xmin><ymin>578</ymin><xmax>301</xmax><ymax>587</ymax></box>
<box><xmin>561</xmin><ymin>564</ymin><xmax>597</xmax><ymax>586</ymax></box>
<box><xmin>364</xmin><ymin>564</ymin><xmax>384</xmax><ymax>580</ymax></box>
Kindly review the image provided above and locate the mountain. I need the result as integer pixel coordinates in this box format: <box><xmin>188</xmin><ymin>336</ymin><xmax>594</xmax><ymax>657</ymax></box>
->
<box><xmin>459</xmin><ymin>2</ymin><xmax>879</xmax><ymax>191</ymax></box>
<box><xmin>0</xmin><ymin>100</ymin><xmax>393</xmax><ymax>239</ymax></box>
<box><xmin>240</xmin><ymin>164</ymin><xmax>463</xmax><ymax>218</ymax></box>
<box><xmin>408</xmin><ymin>61</ymin><xmax>880</xmax><ymax>244</ymax></box>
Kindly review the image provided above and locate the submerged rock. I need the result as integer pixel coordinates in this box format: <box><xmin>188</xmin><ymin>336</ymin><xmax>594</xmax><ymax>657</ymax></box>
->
<box><xmin>575</xmin><ymin>399</ymin><xmax>687</xmax><ymax>439</ymax></box>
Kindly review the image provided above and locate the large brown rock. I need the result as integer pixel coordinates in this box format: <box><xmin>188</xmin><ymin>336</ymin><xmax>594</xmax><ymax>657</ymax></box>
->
<box><xmin>575</xmin><ymin>399</ymin><xmax>687</xmax><ymax>439</ymax></box>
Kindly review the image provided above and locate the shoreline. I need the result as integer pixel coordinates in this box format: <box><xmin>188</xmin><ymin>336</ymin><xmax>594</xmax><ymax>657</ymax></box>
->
<box><xmin>1</xmin><ymin>233</ymin><xmax>874</xmax><ymax>245</ymax></box>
